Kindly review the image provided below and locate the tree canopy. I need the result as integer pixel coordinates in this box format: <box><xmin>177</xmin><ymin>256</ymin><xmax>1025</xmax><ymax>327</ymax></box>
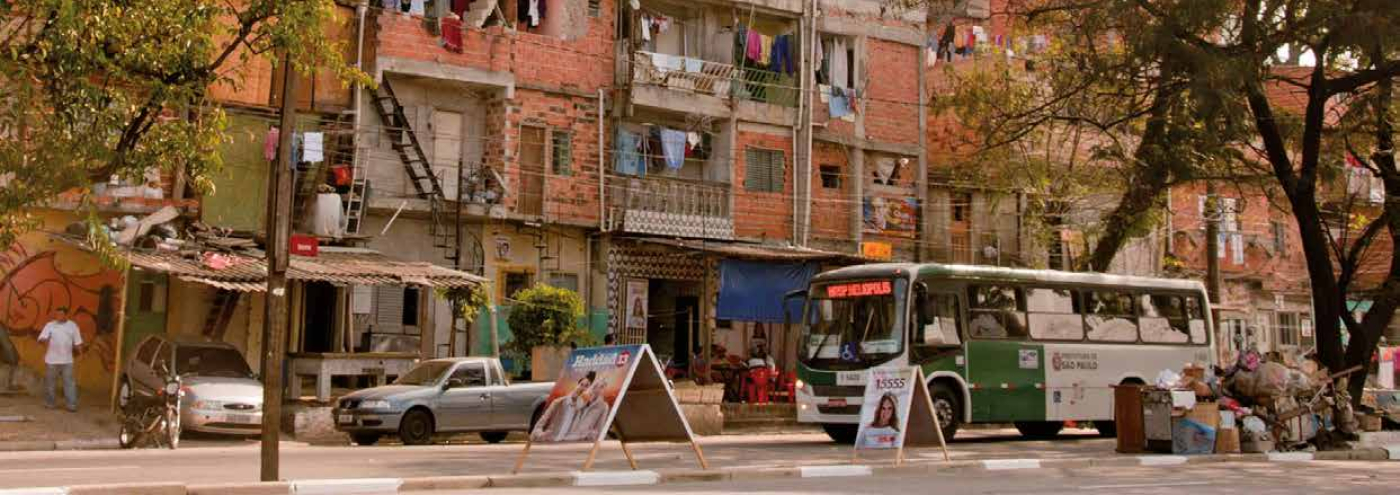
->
<box><xmin>0</xmin><ymin>0</ymin><xmax>365</xmax><ymax>247</ymax></box>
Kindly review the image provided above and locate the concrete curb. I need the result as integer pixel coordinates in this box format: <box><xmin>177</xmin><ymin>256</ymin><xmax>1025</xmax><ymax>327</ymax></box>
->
<box><xmin>8</xmin><ymin>446</ymin><xmax>1400</xmax><ymax>494</ymax></box>
<box><xmin>0</xmin><ymin>438</ymin><xmax>120</xmax><ymax>452</ymax></box>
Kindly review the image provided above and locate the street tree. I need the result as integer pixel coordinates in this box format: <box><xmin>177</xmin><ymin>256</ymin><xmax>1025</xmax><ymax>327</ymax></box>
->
<box><xmin>0</xmin><ymin>0</ymin><xmax>365</xmax><ymax>249</ymax></box>
<box><xmin>974</xmin><ymin>0</ymin><xmax>1400</xmax><ymax>403</ymax></box>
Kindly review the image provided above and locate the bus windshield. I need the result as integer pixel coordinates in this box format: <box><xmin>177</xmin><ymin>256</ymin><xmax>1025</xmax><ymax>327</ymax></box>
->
<box><xmin>801</xmin><ymin>279</ymin><xmax>908</xmax><ymax>369</ymax></box>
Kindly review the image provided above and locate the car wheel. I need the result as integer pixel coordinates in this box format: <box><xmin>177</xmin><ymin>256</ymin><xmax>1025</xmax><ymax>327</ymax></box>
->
<box><xmin>398</xmin><ymin>409</ymin><xmax>435</xmax><ymax>446</ymax></box>
<box><xmin>1014</xmin><ymin>421</ymin><xmax>1064</xmax><ymax>439</ymax></box>
<box><xmin>821</xmin><ymin>423</ymin><xmax>858</xmax><ymax>444</ymax></box>
<box><xmin>479</xmin><ymin>431</ymin><xmax>509</xmax><ymax>444</ymax></box>
<box><xmin>930</xmin><ymin>382</ymin><xmax>962</xmax><ymax>441</ymax></box>
<box><xmin>350</xmin><ymin>433</ymin><xmax>382</xmax><ymax>446</ymax></box>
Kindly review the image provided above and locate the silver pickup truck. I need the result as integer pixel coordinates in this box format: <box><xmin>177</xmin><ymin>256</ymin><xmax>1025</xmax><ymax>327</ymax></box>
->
<box><xmin>333</xmin><ymin>357</ymin><xmax>553</xmax><ymax>445</ymax></box>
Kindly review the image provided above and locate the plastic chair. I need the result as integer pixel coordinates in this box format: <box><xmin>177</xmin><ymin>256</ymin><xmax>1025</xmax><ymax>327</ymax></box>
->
<box><xmin>778</xmin><ymin>371</ymin><xmax>797</xmax><ymax>403</ymax></box>
<box><xmin>744</xmin><ymin>368</ymin><xmax>773</xmax><ymax>404</ymax></box>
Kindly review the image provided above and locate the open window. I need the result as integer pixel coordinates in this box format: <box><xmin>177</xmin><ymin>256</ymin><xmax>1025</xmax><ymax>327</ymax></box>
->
<box><xmin>912</xmin><ymin>286</ymin><xmax>964</xmax><ymax>361</ymax></box>
<box><xmin>966</xmin><ymin>284</ymin><xmax>1026</xmax><ymax>339</ymax></box>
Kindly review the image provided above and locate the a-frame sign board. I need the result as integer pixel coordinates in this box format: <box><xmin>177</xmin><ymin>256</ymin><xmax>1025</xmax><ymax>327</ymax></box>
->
<box><xmin>851</xmin><ymin>366</ymin><xmax>951</xmax><ymax>466</ymax></box>
<box><xmin>513</xmin><ymin>344</ymin><xmax>708</xmax><ymax>473</ymax></box>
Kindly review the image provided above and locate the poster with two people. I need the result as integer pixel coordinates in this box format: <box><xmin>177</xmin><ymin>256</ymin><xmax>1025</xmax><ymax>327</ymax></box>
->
<box><xmin>530</xmin><ymin>346</ymin><xmax>640</xmax><ymax>444</ymax></box>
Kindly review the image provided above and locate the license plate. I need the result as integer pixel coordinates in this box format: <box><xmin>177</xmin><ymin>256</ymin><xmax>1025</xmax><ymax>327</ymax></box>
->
<box><xmin>836</xmin><ymin>371</ymin><xmax>866</xmax><ymax>386</ymax></box>
<box><xmin>229</xmin><ymin>414</ymin><xmax>259</xmax><ymax>425</ymax></box>
<box><xmin>826</xmin><ymin>398</ymin><xmax>847</xmax><ymax>407</ymax></box>
<box><xmin>338</xmin><ymin>414</ymin><xmax>354</xmax><ymax>425</ymax></box>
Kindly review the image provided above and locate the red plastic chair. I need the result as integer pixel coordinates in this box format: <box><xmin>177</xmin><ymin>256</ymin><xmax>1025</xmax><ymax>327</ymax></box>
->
<box><xmin>779</xmin><ymin>371</ymin><xmax>797</xmax><ymax>403</ymax></box>
<box><xmin>744</xmin><ymin>368</ymin><xmax>773</xmax><ymax>404</ymax></box>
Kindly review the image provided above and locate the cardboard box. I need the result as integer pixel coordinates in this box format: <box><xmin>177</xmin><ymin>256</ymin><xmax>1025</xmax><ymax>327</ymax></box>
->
<box><xmin>1214</xmin><ymin>427</ymin><xmax>1241</xmax><ymax>453</ymax></box>
<box><xmin>1185</xmin><ymin>402</ymin><xmax>1220</xmax><ymax>429</ymax></box>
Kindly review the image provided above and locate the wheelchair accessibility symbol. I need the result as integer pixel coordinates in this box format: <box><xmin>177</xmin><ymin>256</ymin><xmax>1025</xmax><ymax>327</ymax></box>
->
<box><xmin>840</xmin><ymin>343</ymin><xmax>859</xmax><ymax>362</ymax></box>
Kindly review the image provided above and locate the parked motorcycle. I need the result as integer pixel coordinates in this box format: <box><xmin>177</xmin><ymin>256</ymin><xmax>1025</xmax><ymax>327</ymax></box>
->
<box><xmin>118</xmin><ymin>364</ymin><xmax>182</xmax><ymax>449</ymax></box>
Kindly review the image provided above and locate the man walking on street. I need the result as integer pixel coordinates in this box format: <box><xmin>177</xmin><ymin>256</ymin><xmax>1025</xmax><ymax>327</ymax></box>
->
<box><xmin>38</xmin><ymin>307</ymin><xmax>83</xmax><ymax>412</ymax></box>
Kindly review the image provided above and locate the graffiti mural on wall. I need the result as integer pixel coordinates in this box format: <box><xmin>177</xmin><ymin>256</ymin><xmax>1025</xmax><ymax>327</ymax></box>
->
<box><xmin>0</xmin><ymin>238</ymin><xmax>123</xmax><ymax>393</ymax></box>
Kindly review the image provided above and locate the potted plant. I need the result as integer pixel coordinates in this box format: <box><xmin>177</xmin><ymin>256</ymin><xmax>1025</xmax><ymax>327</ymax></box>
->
<box><xmin>504</xmin><ymin>283</ymin><xmax>592</xmax><ymax>381</ymax></box>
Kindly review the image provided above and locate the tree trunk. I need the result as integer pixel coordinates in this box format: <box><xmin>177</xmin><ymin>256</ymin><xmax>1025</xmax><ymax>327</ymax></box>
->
<box><xmin>1085</xmin><ymin>91</ymin><xmax>1173</xmax><ymax>272</ymax></box>
<box><xmin>1346</xmin><ymin>74</ymin><xmax>1400</xmax><ymax>405</ymax></box>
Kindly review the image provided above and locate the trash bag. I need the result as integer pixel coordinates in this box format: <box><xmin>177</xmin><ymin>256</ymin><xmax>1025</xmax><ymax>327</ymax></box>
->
<box><xmin>1156</xmin><ymin>369</ymin><xmax>1183</xmax><ymax>389</ymax></box>
<box><xmin>1241</xmin><ymin>415</ymin><xmax>1270</xmax><ymax>442</ymax></box>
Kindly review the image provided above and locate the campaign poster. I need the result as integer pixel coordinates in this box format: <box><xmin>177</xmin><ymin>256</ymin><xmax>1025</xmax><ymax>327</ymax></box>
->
<box><xmin>625</xmin><ymin>279</ymin><xmax>648</xmax><ymax>332</ymax></box>
<box><xmin>854</xmin><ymin>367</ymin><xmax>917</xmax><ymax>450</ymax></box>
<box><xmin>529</xmin><ymin>345</ymin><xmax>642</xmax><ymax>444</ymax></box>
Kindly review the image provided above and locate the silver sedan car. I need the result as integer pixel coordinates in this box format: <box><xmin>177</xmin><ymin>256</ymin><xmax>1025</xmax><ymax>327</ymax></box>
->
<box><xmin>120</xmin><ymin>336</ymin><xmax>263</xmax><ymax>436</ymax></box>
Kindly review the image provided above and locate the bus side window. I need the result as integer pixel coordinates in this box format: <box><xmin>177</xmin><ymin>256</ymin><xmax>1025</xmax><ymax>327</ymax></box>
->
<box><xmin>1185</xmin><ymin>295</ymin><xmax>1208</xmax><ymax>344</ymax></box>
<box><xmin>1085</xmin><ymin>290</ymin><xmax>1137</xmax><ymax>342</ymax></box>
<box><xmin>913</xmin><ymin>292</ymin><xmax>963</xmax><ymax>361</ymax></box>
<box><xmin>1140</xmin><ymin>294</ymin><xmax>1189</xmax><ymax>344</ymax></box>
<box><xmin>966</xmin><ymin>285</ymin><xmax>1027</xmax><ymax>340</ymax></box>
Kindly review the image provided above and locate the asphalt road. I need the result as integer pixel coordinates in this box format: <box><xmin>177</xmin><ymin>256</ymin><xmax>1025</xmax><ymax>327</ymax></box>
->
<box><xmin>0</xmin><ymin>429</ymin><xmax>1114</xmax><ymax>488</ymax></box>
<box><xmin>457</xmin><ymin>461</ymin><xmax>1398</xmax><ymax>495</ymax></box>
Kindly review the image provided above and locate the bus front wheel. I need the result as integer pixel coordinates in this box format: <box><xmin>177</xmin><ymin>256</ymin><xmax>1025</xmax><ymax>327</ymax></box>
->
<box><xmin>930</xmin><ymin>382</ymin><xmax>961</xmax><ymax>441</ymax></box>
<box><xmin>822</xmin><ymin>423</ymin><xmax>858</xmax><ymax>444</ymax></box>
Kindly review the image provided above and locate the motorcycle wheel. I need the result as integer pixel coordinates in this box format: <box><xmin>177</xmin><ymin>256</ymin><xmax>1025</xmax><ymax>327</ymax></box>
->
<box><xmin>118</xmin><ymin>418</ymin><xmax>139</xmax><ymax>449</ymax></box>
<box><xmin>165</xmin><ymin>411</ymin><xmax>181</xmax><ymax>450</ymax></box>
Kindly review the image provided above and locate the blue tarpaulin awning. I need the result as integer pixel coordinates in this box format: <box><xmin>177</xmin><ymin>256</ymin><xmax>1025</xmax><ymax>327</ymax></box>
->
<box><xmin>716</xmin><ymin>259</ymin><xmax>817</xmax><ymax>323</ymax></box>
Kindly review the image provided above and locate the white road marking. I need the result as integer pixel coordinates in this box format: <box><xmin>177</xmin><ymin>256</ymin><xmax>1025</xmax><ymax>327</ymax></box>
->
<box><xmin>983</xmin><ymin>459</ymin><xmax>1041</xmax><ymax>470</ymax></box>
<box><xmin>1080</xmin><ymin>481</ymin><xmax>1214</xmax><ymax>490</ymax></box>
<box><xmin>0</xmin><ymin>466</ymin><xmax>139</xmax><ymax>474</ymax></box>
<box><xmin>1267</xmin><ymin>452</ymin><xmax>1315</xmax><ymax>462</ymax></box>
<box><xmin>799</xmin><ymin>465</ymin><xmax>873</xmax><ymax>477</ymax></box>
<box><xmin>1137</xmin><ymin>455</ymin><xmax>1188</xmax><ymax>466</ymax></box>
<box><xmin>573</xmin><ymin>470</ymin><xmax>661</xmax><ymax>486</ymax></box>
<box><xmin>292</xmin><ymin>478</ymin><xmax>402</xmax><ymax>494</ymax></box>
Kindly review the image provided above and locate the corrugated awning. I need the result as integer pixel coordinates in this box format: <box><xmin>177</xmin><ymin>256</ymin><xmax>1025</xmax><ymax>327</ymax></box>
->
<box><xmin>77</xmin><ymin>238</ymin><xmax>486</xmax><ymax>292</ymax></box>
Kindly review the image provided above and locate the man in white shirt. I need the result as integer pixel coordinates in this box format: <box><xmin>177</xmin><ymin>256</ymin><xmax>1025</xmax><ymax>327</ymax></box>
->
<box><xmin>37</xmin><ymin>307</ymin><xmax>83</xmax><ymax>412</ymax></box>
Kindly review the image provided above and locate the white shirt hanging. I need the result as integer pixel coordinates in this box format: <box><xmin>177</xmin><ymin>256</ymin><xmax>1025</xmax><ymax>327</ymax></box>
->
<box><xmin>528</xmin><ymin>0</ymin><xmax>540</xmax><ymax>27</ymax></box>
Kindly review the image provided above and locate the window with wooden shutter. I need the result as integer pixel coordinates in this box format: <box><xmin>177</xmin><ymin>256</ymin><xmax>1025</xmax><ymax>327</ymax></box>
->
<box><xmin>374</xmin><ymin>286</ymin><xmax>404</xmax><ymax>334</ymax></box>
<box><xmin>744</xmin><ymin>148</ymin><xmax>784</xmax><ymax>193</ymax></box>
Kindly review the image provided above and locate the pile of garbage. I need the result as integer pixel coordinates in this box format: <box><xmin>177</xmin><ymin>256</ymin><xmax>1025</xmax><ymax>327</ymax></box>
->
<box><xmin>1155</xmin><ymin>350</ymin><xmax>1361</xmax><ymax>453</ymax></box>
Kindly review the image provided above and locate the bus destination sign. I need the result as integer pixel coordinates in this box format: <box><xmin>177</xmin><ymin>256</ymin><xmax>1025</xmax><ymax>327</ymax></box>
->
<box><xmin>826</xmin><ymin>281</ymin><xmax>893</xmax><ymax>298</ymax></box>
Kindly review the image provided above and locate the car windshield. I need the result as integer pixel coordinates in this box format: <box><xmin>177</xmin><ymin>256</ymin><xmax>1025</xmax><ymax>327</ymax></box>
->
<box><xmin>175</xmin><ymin>346</ymin><xmax>253</xmax><ymax>378</ymax></box>
<box><xmin>394</xmin><ymin>361</ymin><xmax>453</xmax><ymax>386</ymax></box>
<box><xmin>800</xmin><ymin>279</ymin><xmax>907</xmax><ymax>370</ymax></box>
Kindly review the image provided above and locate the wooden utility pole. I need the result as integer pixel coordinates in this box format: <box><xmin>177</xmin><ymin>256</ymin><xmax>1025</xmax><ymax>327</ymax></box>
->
<box><xmin>260</xmin><ymin>51</ymin><xmax>298</xmax><ymax>482</ymax></box>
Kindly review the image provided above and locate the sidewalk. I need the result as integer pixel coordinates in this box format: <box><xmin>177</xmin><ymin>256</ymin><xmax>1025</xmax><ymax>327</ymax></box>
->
<box><xmin>0</xmin><ymin>389</ymin><xmax>118</xmax><ymax>450</ymax></box>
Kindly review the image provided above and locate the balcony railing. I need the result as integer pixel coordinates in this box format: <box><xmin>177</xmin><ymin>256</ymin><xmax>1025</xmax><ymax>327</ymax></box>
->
<box><xmin>607</xmin><ymin>175</ymin><xmax>734</xmax><ymax>240</ymax></box>
<box><xmin>630</xmin><ymin>50</ymin><xmax>798</xmax><ymax>108</ymax></box>
<box><xmin>631</xmin><ymin>51</ymin><xmax>734</xmax><ymax>98</ymax></box>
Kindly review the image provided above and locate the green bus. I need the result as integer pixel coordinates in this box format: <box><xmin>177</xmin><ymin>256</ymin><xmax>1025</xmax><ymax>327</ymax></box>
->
<box><xmin>791</xmin><ymin>263</ymin><xmax>1214</xmax><ymax>443</ymax></box>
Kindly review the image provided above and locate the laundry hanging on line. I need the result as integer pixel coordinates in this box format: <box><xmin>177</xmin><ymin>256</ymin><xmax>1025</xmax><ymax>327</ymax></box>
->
<box><xmin>302</xmin><ymin>132</ymin><xmax>324</xmax><ymax>164</ymax></box>
<box><xmin>659</xmin><ymin>129</ymin><xmax>687</xmax><ymax>170</ymax></box>
<box><xmin>441</xmin><ymin>15</ymin><xmax>464</xmax><ymax>53</ymax></box>
<box><xmin>614</xmin><ymin>128</ymin><xmax>646</xmax><ymax>177</ymax></box>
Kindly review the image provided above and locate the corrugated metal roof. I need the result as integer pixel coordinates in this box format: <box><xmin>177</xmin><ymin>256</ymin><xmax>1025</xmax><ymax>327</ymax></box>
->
<box><xmin>120</xmin><ymin>246</ymin><xmax>485</xmax><ymax>291</ymax></box>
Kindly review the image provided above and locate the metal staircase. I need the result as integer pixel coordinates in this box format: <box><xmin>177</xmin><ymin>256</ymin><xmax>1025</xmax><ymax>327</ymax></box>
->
<box><xmin>370</xmin><ymin>77</ymin><xmax>461</xmax><ymax>269</ymax></box>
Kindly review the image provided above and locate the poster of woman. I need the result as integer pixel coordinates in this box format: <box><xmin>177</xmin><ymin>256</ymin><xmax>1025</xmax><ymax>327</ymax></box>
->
<box><xmin>854</xmin><ymin>367</ymin><xmax>916</xmax><ymax>451</ymax></box>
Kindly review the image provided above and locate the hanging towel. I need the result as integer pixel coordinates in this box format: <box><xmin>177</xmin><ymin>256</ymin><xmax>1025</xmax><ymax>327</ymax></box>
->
<box><xmin>640</xmin><ymin>14</ymin><xmax>652</xmax><ymax>41</ymax></box>
<box><xmin>528</xmin><ymin>0</ymin><xmax>540</xmax><ymax>26</ymax></box>
<box><xmin>303</xmin><ymin>132</ymin><xmax>324</xmax><ymax>163</ymax></box>
<box><xmin>746</xmin><ymin>29</ymin><xmax>762</xmax><ymax>62</ymax></box>
<box><xmin>614</xmin><ymin>129</ymin><xmax>645</xmax><ymax>177</ymax></box>
<box><xmin>264</xmin><ymin>127</ymin><xmax>280</xmax><ymax>162</ymax></box>
<box><xmin>758</xmin><ymin>34</ymin><xmax>774</xmax><ymax>66</ymax></box>
<box><xmin>409</xmin><ymin>0</ymin><xmax>425</xmax><ymax>16</ymax></box>
<box><xmin>828</xmin><ymin>86</ymin><xmax>851</xmax><ymax>118</ymax></box>
<box><xmin>659</xmin><ymin>129</ymin><xmax>687</xmax><ymax>170</ymax></box>
<box><xmin>441</xmin><ymin>16</ymin><xmax>463</xmax><ymax>52</ymax></box>
<box><xmin>830</xmin><ymin>39</ymin><xmax>849</xmax><ymax>88</ymax></box>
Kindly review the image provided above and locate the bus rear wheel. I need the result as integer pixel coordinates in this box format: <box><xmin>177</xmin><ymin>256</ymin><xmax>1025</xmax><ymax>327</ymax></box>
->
<box><xmin>1014</xmin><ymin>421</ymin><xmax>1064</xmax><ymax>439</ymax></box>
<box><xmin>822</xmin><ymin>423</ymin><xmax>858</xmax><ymax>444</ymax></box>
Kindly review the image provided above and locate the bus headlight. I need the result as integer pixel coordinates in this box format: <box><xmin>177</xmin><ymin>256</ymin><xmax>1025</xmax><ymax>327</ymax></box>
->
<box><xmin>795</xmin><ymin>379</ymin><xmax>805</xmax><ymax>392</ymax></box>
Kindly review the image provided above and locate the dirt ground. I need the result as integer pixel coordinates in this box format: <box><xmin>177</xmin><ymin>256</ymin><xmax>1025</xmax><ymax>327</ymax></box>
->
<box><xmin>0</xmin><ymin>388</ymin><xmax>119</xmax><ymax>442</ymax></box>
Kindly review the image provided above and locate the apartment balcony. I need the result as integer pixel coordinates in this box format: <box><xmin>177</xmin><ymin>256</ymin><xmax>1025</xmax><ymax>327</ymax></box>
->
<box><xmin>626</xmin><ymin>50</ymin><xmax>800</xmax><ymax>122</ymax></box>
<box><xmin>606</xmin><ymin>175</ymin><xmax>734</xmax><ymax>240</ymax></box>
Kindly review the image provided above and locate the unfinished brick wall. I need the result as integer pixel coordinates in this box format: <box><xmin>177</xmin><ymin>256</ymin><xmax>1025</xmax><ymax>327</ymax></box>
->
<box><xmin>1168</xmin><ymin>184</ymin><xmax>1311</xmax><ymax>296</ymax></box>
<box><xmin>863</xmin><ymin>40</ymin><xmax>921</xmax><ymax>146</ymax></box>
<box><xmin>810</xmin><ymin>141</ymin><xmax>853</xmax><ymax>245</ymax></box>
<box><xmin>734</xmin><ymin>130</ymin><xmax>795</xmax><ymax>242</ymax></box>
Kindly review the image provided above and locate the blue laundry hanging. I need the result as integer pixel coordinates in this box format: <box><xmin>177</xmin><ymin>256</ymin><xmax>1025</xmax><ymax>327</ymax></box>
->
<box><xmin>659</xmin><ymin>129</ymin><xmax>687</xmax><ymax>170</ymax></box>
<box><xmin>829</xmin><ymin>86</ymin><xmax>852</xmax><ymax>118</ymax></box>
<box><xmin>614</xmin><ymin>129</ymin><xmax>646</xmax><ymax>177</ymax></box>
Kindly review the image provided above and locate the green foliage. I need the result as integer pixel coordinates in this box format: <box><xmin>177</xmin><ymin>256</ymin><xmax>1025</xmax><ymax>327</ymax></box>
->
<box><xmin>0</xmin><ymin>0</ymin><xmax>368</xmax><ymax>250</ymax></box>
<box><xmin>503</xmin><ymin>283</ymin><xmax>592</xmax><ymax>356</ymax></box>
<box><xmin>440</xmin><ymin>283</ymin><xmax>492</xmax><ymax>325</ymax></box>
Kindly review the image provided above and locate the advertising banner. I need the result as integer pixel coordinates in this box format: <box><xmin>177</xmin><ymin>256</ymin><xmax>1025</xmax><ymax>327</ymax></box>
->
<box><xmin>530</xmin><ymin>345</ymin><xmax>642</xmax><ymax>444</ymax></box>
<box><xmin>852</xmin><ymin>366</ymin><xmax>951</xmax><ymax>465</ymax></box>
